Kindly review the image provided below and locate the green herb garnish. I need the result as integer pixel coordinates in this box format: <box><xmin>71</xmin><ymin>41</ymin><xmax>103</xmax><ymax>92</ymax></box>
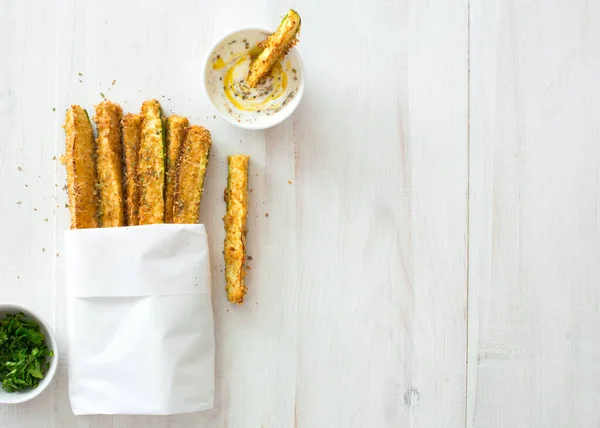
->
<box><xmin>0</xmin><ymin>312</ymin><xmax>53</xmax><ymax>392</ymax></box>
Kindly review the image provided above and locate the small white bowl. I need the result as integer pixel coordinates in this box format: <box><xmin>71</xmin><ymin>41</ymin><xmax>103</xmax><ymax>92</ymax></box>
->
<box><xmin>0</xmin><ymin>304</ymin><xmax>58</xmax><ymax>404</ymax></box>
<box><xmin>202</xmin><ymin>26</ymin><xmax>305</xmax><ymax>131</ymax></box>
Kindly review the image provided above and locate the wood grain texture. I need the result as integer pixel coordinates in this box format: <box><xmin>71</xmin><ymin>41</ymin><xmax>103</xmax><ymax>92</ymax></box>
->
<box><xmin>289</xmin><ymin>1</ymin><xmax>469</xmax><ymax>427</ymax></box>
<box><xmin>468</xmin><ymin>0</ymin><xmax>600</xmax><ymax>426</ymax></box>
<box><xmin>22</xmin><ymin>0</ymin><xmax>600</xmax><ymax>426</ymax></box>
<box><xmin>0</xmin><ymin>0</ymin><xmax>61</xmax><ymax>425</ymax></box>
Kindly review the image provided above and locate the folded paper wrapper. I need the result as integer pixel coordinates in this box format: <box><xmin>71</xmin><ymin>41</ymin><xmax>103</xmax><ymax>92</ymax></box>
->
<box><xmin>65</xmin><ymin>224</ymin><xmax>214</xmax><ymax>415</ymax></box>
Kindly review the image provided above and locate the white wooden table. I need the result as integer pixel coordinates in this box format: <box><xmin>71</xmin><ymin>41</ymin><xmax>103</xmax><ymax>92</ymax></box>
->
<box><xmin>1</xmin><ymin>0</ymin><xmax>599</xmax><ymax>426</ymax></box>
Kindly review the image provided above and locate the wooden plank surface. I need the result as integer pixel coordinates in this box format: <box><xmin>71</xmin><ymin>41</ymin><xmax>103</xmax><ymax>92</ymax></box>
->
<box><xmin>283</xmin><ymin>1</ymin><xmax>469</xmax><ymax>427</ymax></box>
<box><xmin>23</xmin><ymin>0</ymin><xmax>600</xmax><ymax>426</ymax></box>
<box><xmin>468</xmin><ymin>0</ymin><xmax>600</xmax><ymax>426</ymax></box>
<box><xmin>0</xmin><ymin>1</ymin><xmax>61</xmax><ymax>425</ymax></box>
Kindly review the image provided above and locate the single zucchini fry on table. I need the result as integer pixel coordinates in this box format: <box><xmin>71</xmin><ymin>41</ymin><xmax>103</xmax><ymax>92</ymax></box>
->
<box><xmin>165</xmin><ymin>115</ymin><xmax>190</xmax><ymax>223</ymax></box>
<box><xmin>94</xmin><ymin>100</ymin><xmax>124</xmax><ymax>227</ymax></box>
<box><xmin>138</xmin><ymin>99</ymin><xmax>165</xmax><ymax>225</ymax></box>
<box><xmin>223</xmin><ymin>155</ymin><xmax>250</xmax><ymax>304</ymax></box>
<box><xmin>246</xmin><ymin>9</ymin><xmax>301</xmax><ymax>88</ymax></box>
<box><xmin>122</xmin><ymin>113</ymin><xmax>143</xmax><ymax>226</ymax></box>
<box><xmin>172</xmin><ymin>126</ymin><xmax>212</xmax><ymax>224</ymax></box>
<box><xmin>63</xmin><ymin>105</ymin><xmax>99</xmax><ymax>229</ymax></box>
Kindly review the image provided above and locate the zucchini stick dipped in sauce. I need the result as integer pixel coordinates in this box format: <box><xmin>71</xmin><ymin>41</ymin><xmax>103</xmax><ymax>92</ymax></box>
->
<box><xmin>224</xmin><ymin>155</ymin><xmax>250</xmax><ymax>304</ymax></box>
<box><xmin>94</xmin><ymin>100</ymin><xmax>124</xmax><ymax>227</ymax></box>
<box><xmin>63</xmin><ymin>106</ymin><xmax>99</xmax><ymax>229</ymax></box>
<box><xmin>172</xmin><ymin>126</ymin><xmax>212</xmax><ymax>224</ymax></box>
<box><xmin>122</xmin><ymin>113</ymin><xmax>143</xmax><ymax>225</ymax></box>
<box><xmin>246</xmin><ymin>9</ymin><xmax>301</xmax><ymax>88</ymax></box>
<box><xmin>165</xmin><ymin>115</ymin><xmax>190</xmax><ymax>223</ymax></box>
<box><xmin>138</xmin><ymin>99</ymin><xmax>165</xmax><ymax>225</ymax></box>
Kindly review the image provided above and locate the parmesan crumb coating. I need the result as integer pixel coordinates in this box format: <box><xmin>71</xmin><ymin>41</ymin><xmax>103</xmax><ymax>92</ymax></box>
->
<box><xmin>172</xmin><ymin>126</ymin><xmax>212</xmax><ymax>224</ymax></box>
<box><xmin>165</xmin><ymin>115</ymin><xmax>190</xmax><ymax>223</ymax></box>
<box><xmin>94</xmin><ymin>100</ymin><xmax>124</xmax><ymax>227</ymax></box>
<box><xmin>63</xmin><ymin>105</ymin><xmax>99</xmax><ymax>229</ymax></box>
<box><xmin>138</xmin><ymin>99</ymin><xmax>165</xmax><ymax>225</ymax></box>
<box><xmin>224</xmin><ymin>155</ymin><xmax>250</xmax><ymax>304</ymax></box>
<box><xmin>247</xmin><ymin>10</ymin><xmax>301</xmax><ymax>88</ymax></box>
<box><xmin>122</xmin><ymin>113</ymin><xmax>143</xmax><ymax>226</ymax></box>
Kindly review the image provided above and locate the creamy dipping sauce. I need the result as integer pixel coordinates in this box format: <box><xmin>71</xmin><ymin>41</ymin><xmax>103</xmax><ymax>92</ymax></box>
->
<box><xmin>205</xmin><ymin>33</ymin><xmax>301</xmax><ymax>124</ymax></box>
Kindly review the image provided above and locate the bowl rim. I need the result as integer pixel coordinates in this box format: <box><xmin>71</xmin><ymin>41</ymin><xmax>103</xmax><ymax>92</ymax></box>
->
<box><xmin>0</xmin><ymin>303</ymin><xmax>59</xmax><ymax>404</ymax></box>
<box><xmin>202</xmin><ymin>25</ymin><xmax>305</xmax><ymax>131</ymax></box>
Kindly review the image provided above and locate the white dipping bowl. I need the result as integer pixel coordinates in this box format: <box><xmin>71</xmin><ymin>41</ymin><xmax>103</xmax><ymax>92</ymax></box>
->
<box><xmin>0</xmin><ymin>304</ymin><xmax>58</xmax><ymax>404</ymax></box>
<box><xmin>203</xmin><ymin>26</ymin><xmax>305</xmax><ymax>130</ymax></box>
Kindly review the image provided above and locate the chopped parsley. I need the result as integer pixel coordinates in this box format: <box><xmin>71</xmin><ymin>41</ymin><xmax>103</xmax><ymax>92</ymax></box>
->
<box><xmin>0</xmin><ymin>312</ymin><xmax>53</xmax><ymax>392</ymax></box>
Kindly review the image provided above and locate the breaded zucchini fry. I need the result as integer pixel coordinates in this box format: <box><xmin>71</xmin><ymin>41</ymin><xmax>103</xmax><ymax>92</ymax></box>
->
<box><xmin>94</xmin><ymin>100</ymin><xmax>124</xmax><ymax>227</ymax></box>
<box><xmin>165</xmin><ymin>115</ymin><xmax>189</xmax><ymax>223</ymax></box>
<box><xmin>63</xmin><ymin>106</ymin><xmax>99</xmax><ymax>229</ymax></box>
<box><xmin>223</xmin><ymin>155</ymin><xmax>250</xmax><ymax>304</ymax></box>
<box><xmin>138</xmin><ymin>99</ymin><xmax>165</xmax><ymax>225</ymax></box>
<box><xmin>122</xmin><ymin>113</ymin><xmax>143</xmax><ymax>226</ymax></box>
<box><xmin>172</xmin><ymin>126</ymin><xmax>212</xmax><ymax>224</ymax></box>
<box><xmin>246</xmin><ymin>10</ymin><xmax>301</xmax><ymax>88</ymax></box>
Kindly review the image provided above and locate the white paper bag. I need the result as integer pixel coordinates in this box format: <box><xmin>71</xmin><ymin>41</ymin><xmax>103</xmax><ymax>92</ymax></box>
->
<box><xmin>65</xmin><ymin>224</ymin><xmax>214</xmax><ymax>415</ymax></box>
